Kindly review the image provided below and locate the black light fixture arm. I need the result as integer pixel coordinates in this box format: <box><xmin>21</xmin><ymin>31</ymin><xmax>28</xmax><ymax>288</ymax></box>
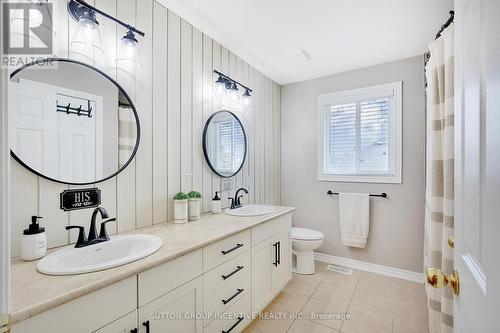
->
<box><xmin>69</xmin><ymin>0</ymin><xmax>145</xmax><ymax>37</ymax></box>
<box><xmin>213</xmin><ymin>70</ymin><xmax>252</xmax><ymax>93</ymax></box>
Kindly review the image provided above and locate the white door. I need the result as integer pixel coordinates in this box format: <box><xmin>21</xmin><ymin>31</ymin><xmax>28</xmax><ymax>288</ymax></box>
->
<box><xmin>138</xmin><ymin>276</ymin><xmax>203</xmax><ymax>333</ymax></box>
<box><xmin>454</xmin><ymin>0</ymin><xmax>500</xmax><ymax>332</ymax></box>
<box><xmin>272</xmin><ymin>233</ymin><xmax>292</xmax><ymax>292</ymax></box>
<box><xmin>251</xmin><ymin>238</ymin><xmax>274</xmax><ymax>313</ymax></box>
<box><xmin>9</xmin><ymin>79</ymin><xmax>102</xmax><ymax>183</ymax></box>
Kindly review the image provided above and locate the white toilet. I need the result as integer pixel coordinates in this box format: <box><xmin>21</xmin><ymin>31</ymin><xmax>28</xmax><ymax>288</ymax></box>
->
<box><xmin>291</xmin><ymin>227</ymin><xmax>324</xmax><ymax>274</ymax></box>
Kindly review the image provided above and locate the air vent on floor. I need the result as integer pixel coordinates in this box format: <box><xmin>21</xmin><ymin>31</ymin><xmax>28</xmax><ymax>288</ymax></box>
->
<box><xmin>326</xmin><ymin>264</ymin><xmax>353</xmax><ymax>275</ymax></box>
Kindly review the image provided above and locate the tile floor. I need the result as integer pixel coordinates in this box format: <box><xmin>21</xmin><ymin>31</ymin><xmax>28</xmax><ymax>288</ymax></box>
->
<box><xmin>244</xmin><ymin>261</ymin><xmax>429</xmax><ymax>333</ymax></box>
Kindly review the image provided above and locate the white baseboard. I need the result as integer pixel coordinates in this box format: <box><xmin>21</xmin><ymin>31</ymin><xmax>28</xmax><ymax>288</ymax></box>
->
<box><xmin>314</xmin><ymin>252</ymin><xmax>424</xmax><ymax>283</ymax></box>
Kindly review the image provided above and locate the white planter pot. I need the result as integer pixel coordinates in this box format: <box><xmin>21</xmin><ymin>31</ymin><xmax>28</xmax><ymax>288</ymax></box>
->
<box><xmin>173</xmin><ymin>199</ymin><xmax>188</xmax><ymax>223</ymax></box>
<box><xmin>188</xmin><ymin>198</ymin><xmax>201</xmax><ymax>221</ymax></box>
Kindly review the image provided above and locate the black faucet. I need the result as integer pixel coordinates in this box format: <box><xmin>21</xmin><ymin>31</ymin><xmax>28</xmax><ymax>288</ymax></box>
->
<box><xmin>65</xmin><ymin>207</ymin><xmax>116</xmax><ymax>248</ymax></box>
<box><xmin>89</xmin><ymin>207</ymin><xmax>109</xmax><ymax>243</ymax></box>
<box><xmin>229</xmin><ymin>188</ymin><xmax>249</xmax><ymax>209</ymax></box>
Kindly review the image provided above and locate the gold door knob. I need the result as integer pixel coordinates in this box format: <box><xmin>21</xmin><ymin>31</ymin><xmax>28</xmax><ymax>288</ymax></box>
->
<box><xmin>425</xmin><ymin>268</ymin><xmax>460</xmax><ymax>295</ymax></box>
<box><xmin>448</xmin><ymin>236</ymin><xmax>455</xmax><ymax>249</ymax></box>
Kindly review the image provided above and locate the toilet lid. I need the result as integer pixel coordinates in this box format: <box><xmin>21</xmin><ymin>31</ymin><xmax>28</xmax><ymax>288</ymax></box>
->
<box><xmin>292</xmin><ymin>227</ymin><xmax>324</xmax><ymax>240</ymax></box>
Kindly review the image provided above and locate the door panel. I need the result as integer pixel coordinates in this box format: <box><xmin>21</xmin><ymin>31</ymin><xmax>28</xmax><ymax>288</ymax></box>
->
<box><xmin>139</xmin><ymin>277</ymin><xmax>203</xmax><ymax>333</ymax></box>
<box><xmin>454</xmin><ymin>0</ymin><xmax>500</xmax><ymax>331</ymax></box>
<box><xmin>251</xmin><ymin>238</ymin><xmax>274</xmax><ymax>313</ymax></box>
<box><xmin>94</xmin><ymin>311</ymin><xmax>138</xmax><ymax>333</ymax></box>
<box><xmin>272</xmin><ymin>233</ymin><xmax>291</xmax><ymax>292</ymax></box>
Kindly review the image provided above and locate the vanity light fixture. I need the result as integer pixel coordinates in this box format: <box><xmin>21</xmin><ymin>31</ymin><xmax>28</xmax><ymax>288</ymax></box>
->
<box><xmin>215</xmin><ymin>74</ymin><xmax>227</xmax><ymax>96</ymax></box>
<box><xmin>116</xmin><ymin>30</ymin><xmax>142</xmax><ymax>68</ymax></box>
<box><xmin>70</xmin><ymin>8</ymin><xmax>103</xmax><ymax>53</ymax></box>
<box><xmin>242</xmin><ymin>89</ymin><xmax>251</xmax><ymax>106</ymax></box>
<box><xmin>229</xmin><ymin>82</ymin><xmax>239</xmax><ymax>101</ymax></box>
<box><xmin>68</xmin><ymin>0</ymin><xmax>145</xmax><ymax>61</ymax></box>
<box><xmin>213</xmin><ymin>70</ymin><xmax>252</xmax><ymax>105</ymax></box>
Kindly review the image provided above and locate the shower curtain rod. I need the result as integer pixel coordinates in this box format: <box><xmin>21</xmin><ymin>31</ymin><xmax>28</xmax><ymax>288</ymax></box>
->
<box><xmin>434</xmin><ymin>10</ymin><xmax>455</xmax><ymax>40</ymax></box>
<box><xmin>425</xmin><ymin>10</ymin><xmax>454</xmax><ymax>64</ymax></box>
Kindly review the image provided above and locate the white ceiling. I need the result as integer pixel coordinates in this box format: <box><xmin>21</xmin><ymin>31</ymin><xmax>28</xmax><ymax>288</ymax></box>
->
<box><xmin>157</xmin><ymin>0</ymin><xmax>453</xmax><ymax>85</ymax></box>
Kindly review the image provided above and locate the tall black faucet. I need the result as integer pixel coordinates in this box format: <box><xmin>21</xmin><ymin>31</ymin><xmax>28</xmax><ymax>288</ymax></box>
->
<box><xmin>89</xmin><ymin>207</ymin><xmax>109</xmax><ymax>243</ymax></box>
<box><xmin>234</xmin><ymin>188</ymin><xmax>249</xmax><ymax>208</ymax></box>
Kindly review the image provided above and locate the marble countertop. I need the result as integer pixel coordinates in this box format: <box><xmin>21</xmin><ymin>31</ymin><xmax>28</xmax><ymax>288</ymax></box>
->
<box><xmin>10</xmin><ymin>206</ymin><xmax>294</xmax><ymax>324</ymax></box>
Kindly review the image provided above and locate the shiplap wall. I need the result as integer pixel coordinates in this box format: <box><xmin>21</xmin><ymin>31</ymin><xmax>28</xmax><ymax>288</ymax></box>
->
<box><xmin>10</xmin><ymin>0</ymin><xmax>281</xmax><ymax>257</ymax></box>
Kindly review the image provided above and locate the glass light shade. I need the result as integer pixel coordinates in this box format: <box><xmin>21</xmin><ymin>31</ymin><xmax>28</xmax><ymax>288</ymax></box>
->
<box><xmin>116</xmin><ymin>33</ymin><xmax>142</xmax><ymax>69</ymax></box>
<box><xmin>229</xmin><ymin>83</ymin><xmax>239</xmax><ymax>101</ymax></box>
<box><xmin>71</xmin><ymin>18</ymin><xmax>103</xmax><ymax>54</ymax></box>
<box><xmin>215</xmin><ymin>77</ymin><xmax>226</xmax><ymax>96</ymax></box>
<box><xmin>242</xmin><ymin>91</ymin><xmax>251</xmax><ymax>106</ymax></box>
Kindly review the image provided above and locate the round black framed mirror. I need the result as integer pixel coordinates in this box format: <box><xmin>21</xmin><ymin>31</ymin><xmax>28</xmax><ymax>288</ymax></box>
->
<box><xmin>9</xmin><ymin>58</ymin><xmax>141</xmax><ymax>185</ymax></box>
<box><xmin>203</xmin><ymin>110</ymin><xmax>247</xmax><ymax>178</ymax></box>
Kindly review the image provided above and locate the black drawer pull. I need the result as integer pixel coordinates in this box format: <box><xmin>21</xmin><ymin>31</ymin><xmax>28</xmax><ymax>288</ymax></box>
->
<box><xmin>277</xmin><ymin>241</ymin><xmax>281</xmax><ymax>265</ymax></box>
<box><xmin>142</xmin><ymin>320</ymin><xmax>150</xmax><ymax>333</ymax></box>
<box><xmin>222</xmin><ymin>316</ymin><xmax>244</xmax><ymax>333</ymax></box>
<box><xmin>221</xmin><ymin>243</ymin><xmax>244</xmax><ymax>255</ymax></box>
<box><xmin>272</xmin><ymin>242</ymin><xmax>278</xmax><ymax>267</ymax></box>
<box><xmin>222</xmin><ymin>288</ymin><xmax>244</xmax><ymax>305</ymax></box>
<box><xmin>222</xmin><ymin>265</ymin><xmax>244</xmax><ymax>280</ymax></box>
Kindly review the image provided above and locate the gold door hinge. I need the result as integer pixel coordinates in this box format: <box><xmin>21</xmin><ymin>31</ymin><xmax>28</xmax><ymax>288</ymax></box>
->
<box><xmin>0</xmin><ymin>314</ymin><xmax>10</xmax><ymax>333</ymax></box>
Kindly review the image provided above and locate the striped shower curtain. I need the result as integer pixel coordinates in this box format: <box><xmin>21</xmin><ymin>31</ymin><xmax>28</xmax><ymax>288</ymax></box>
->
<box><xmin>424</xmin><ymin>24</ymin><xmax>454</xmax><ymax>333</ymax></box>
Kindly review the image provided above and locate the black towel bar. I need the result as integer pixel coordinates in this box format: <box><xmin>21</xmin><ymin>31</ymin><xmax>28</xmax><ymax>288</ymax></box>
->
<box><xmin>326</xmin><ymin>190</ymin><xmax>387</xmax><ymax>198</ymax></box>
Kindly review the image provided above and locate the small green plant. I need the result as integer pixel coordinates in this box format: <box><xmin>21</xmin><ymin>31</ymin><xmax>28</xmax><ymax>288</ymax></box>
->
<box><xmin>173</xmin><ymin>192</ymin><xmax>189</xmax><ymax>200</ymax></box>
<box><xmin>188</xmin><ymin>191</ymin><xmax>202</xmax><ymax>199</ymax></box>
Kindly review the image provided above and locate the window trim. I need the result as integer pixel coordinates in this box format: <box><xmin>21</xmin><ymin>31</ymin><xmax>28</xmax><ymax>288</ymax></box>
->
<box><xmin>317</xmin><ymin>81</ymin><xmax>402</xmax><ymax>184</ymax></box>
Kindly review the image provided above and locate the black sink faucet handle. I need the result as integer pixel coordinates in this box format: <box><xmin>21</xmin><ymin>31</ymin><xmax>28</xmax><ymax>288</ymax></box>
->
<box><xmin>65</xmin><ymin>225</ymin><xmax>87</xmax><ymax>248</ymax></box>
<box><xmin>99</xmin><ymin>218</ymin><xmax>116</xmax><ymax>241</ymax></box>
<box><xmin>228</xmin><ymin>197</ymin><xmax>236</xmax><ymax>209</ymax></box>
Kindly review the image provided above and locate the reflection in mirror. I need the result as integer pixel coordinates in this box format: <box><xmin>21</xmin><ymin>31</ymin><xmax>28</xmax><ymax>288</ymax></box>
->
<box><xmin>203</xmin><ymin>111</ymin><xmax>247</xmax><ymax>178</ymax></box>
<box><xmin>9</xmin><ymin>58</ymin><xmax>140</xmax><ymax>185</ymax></box>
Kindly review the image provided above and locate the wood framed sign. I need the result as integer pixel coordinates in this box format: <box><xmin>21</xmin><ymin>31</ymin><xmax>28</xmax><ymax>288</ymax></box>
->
<box><xmin>60</xmin><ymin>188</ymin><xmax>101</xmax><ymax>211</ymax></box>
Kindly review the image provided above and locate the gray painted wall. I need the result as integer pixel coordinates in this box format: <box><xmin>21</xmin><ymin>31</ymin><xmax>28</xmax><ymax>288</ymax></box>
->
<box><xmin>281</xmin><ymin>56</ymin><xmax>425</xmax><ymax>273</ymax></box>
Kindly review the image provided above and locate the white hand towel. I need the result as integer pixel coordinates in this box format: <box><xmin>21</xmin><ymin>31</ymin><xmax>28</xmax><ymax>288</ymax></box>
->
<box><xmin>339</xmin><ymin>193</ymin><xmax>370</xmax><ymax>248</ymax></box>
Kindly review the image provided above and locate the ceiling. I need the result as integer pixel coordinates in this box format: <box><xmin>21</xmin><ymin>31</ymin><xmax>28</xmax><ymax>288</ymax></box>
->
<box><xmin>157</xmin><ymin>0</ymin><xmax>453</xmax><ymax>85</ymax></box>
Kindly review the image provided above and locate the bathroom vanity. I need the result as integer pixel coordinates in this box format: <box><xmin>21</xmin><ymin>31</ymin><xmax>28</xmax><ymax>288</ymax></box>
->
<box><xmin>10</xmin><ymin>207</ymin><xmax>293</xmax><ymax>333</ymax></box>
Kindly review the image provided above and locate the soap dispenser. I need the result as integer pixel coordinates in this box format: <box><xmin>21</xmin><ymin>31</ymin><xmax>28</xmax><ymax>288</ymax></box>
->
<box><xmin>211</xmin><ymin>191</ymin><xmax>222</xmax><ymax>214</ymax></box>
<box><xmin>21</xmin><ymin>216</ymin><xmax>46</xmax><ymax>261</ymax></box>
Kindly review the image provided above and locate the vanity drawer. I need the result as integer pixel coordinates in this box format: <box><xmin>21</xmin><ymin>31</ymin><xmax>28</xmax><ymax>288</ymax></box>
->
<box><xmin>204</xmin><ymin>250</ymin><xmax>250</xmax><ymax>298</ymax></box>
<box><xmin>252</xmin><ymin>220</ymin><xmax>274</xmax><ymax>246</ymax></box>
<box><xmin>12</xmin><ymin>277</ymin><xmax>137</xmax><ymax>333</ymax></box>
<box><xmin>204</xmin><ymin>292</ymin><xmax>252</xmax><ymax>333</ymax></box>
<box><xmin>203</xmin><ymin>230</ymin><xmax>250</xmax><ymax>272</ymax></box>
<box><xmin>138</xmin><ymin>249</ymin><xmax>202</xmax><ymax>306</ymax></box>
<box><xmin>274</xmin><ymin>213</ymin><xmax>292</xmax><ymax>237</ymax></box>
<box><xmin>204</xmin><ymin>272</ymin><xmax>250</xmax><ymax>325</ymax></box>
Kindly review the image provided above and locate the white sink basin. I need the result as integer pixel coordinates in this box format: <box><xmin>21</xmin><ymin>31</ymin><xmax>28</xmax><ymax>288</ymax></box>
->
<box><xmin>37</xmin><ymin>234</ymin><xmax>163</xmax><ymax>275</ymax></box>
<box><xmin>225</xmin><ymin>205</ymin><xmax>275</xmax><ymax>217</ymax></box>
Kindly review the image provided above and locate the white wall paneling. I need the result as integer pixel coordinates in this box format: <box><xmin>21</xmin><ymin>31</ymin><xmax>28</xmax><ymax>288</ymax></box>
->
<box><xmin>9</xmin><ymin>1</ymin><xmax>282</xmax><ymax>257</ymax></box>
<box><xmin>152</xmin><ymin>2</ymin><xmax>169</xmax><ymax>224</ymax></box>
<box><xmin>135</xmin><ymin>0</ymin><xmax>154</xmax><ymax>228</ymax></box>
<box><xmin>115</xmin><ymin>0</ymin><xmax>137</xmax><ymax>233</ymax></box>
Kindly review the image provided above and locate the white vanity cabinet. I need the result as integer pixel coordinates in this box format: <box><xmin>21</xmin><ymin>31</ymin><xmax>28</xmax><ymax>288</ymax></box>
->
<box><xmin>12</xmin><ymin>211</ymin><xmax>293</xmax><ymax>333</ymax></box>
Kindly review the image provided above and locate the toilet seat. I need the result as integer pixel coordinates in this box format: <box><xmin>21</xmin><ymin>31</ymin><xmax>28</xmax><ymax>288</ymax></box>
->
<box><xmin>292</xmin><ymin>227</ymin><xmax>324</xmax><ymax>241</ymax></box>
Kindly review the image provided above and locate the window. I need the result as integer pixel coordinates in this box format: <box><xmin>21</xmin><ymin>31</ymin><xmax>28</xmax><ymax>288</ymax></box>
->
<box><xmin>318</xmin><ymin>82</ymin><xmax>402</xmax><ymax>183</ymax></box>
